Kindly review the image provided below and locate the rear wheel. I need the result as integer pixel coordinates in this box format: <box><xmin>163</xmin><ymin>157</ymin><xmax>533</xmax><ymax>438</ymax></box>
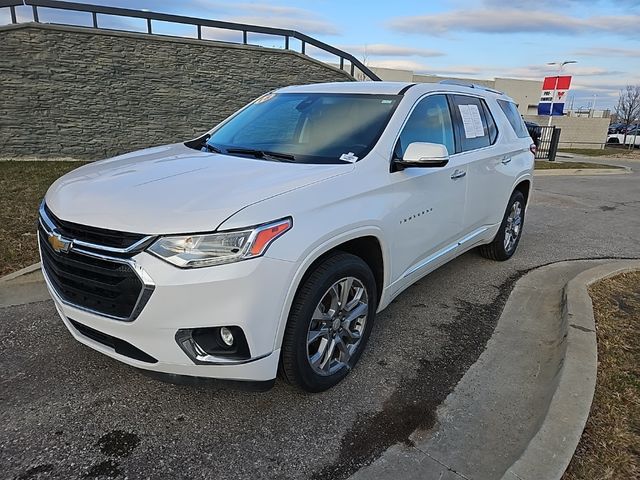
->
<box><xmin>279</xmin><ymin>253</ymin><xmax>377</xmax><ymax>392</ymax></box>
<box><xmin>479</xmin><ymin>190</ymin><xmax>526</xmax><ymax>261</ymax></box>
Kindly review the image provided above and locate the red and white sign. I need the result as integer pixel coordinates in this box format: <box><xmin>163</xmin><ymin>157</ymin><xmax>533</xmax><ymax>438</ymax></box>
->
<box><xmin>538</xmin><ymin>76</ymin><xmax>572</xmax><ymax>116</ymax></box>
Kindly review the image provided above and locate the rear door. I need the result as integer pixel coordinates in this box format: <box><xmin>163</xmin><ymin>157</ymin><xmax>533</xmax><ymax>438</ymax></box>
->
<box><xmin>449</xmin><ymin>94</ymin><xmax>506</xmax><ymax>231</ymax></box>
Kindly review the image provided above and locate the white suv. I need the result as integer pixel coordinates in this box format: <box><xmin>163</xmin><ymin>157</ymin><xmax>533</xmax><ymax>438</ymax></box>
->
<box><xmin>39</xmin><ymin>81</ymin><xmax>534</xmax><ymax>392</ymax></box>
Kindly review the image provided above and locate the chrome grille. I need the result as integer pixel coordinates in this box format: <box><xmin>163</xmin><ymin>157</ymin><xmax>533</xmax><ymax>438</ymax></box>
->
<box><xmin>38</xmin><ymin>204</ymin><xmax>154</xmax><ymax>321</ymax></box>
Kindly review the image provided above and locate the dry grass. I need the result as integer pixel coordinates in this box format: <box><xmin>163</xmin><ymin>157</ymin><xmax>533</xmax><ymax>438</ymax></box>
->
<box><xmin>534</xmin><ymin>160</ymin><xmax>622</xmax><ymax>170</ymax></box>
<box><xmin>559</xmin><ymin>148</ymin><xmax>632</xmax><ymax>157</ymax></box>
<box><xmin>0</xmin><ymin>161</ymin><xmax>88</xmax><ymax>277</ymax></box>
<box><xmin>563</xmin><ymin>271</ymin><xmax>640</xmax><ymax>480</ymax></box>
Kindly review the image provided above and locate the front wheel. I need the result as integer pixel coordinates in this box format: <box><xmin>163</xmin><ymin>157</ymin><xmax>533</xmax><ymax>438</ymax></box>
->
<box><xmin>279</xmin><ymin>253</ymin><xmax>377</xmax><ymax>392</ymax></box>
<box><xmin>479</xmin><ymin>190</ymin><xmax>526</xmax><ymax>261</ymax></box>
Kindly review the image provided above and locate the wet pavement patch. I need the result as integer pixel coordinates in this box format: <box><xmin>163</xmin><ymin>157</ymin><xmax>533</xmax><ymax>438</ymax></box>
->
<box><xmin>96</xmin><ymin>430</ymin><xmax>140</xmax><ymax>457</ymax></box>
<box><xmin>311</xmin><ymin>271</ymin><xmax>526</xmax><ymax>480</ymax></box>
<box><xmin>84</xmin><ymin>459</ymin><xmax>121</xmax><ymax>479</ymax></box>
<box><xmin>17</xmin><ymin>464</ymin><xmax>54</xmax><ymax>479</ymax></box>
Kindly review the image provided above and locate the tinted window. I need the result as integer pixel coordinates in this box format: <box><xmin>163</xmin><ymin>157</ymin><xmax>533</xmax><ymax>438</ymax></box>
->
<box><xmin>205</xmin><ymin>93</ymin><xmax>400</xmax><ymax>164</ymax></box>
<box><xmin>497</xmin><ymin>100</ymin><xmax>529</xmax><ymax>138</ymax></box>
<box><xmin>394</xmin><ymin>95</ymin><xmax>455</xmax><ymax>159</ymax></box>
<box><xmin>451</xmin><ymin>95</ymin><xmax>496</xmax><ymax>151</ymax></box>
<box><xmin>482</xmin><ymin>102</ymin><xmax>499</xmax><ymax>144</ymax></box>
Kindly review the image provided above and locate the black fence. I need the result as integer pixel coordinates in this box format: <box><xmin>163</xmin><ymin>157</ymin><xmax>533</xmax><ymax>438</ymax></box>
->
<box><xmin>0</xmin><ymin>0</ymin><xmax>381</xmax><ymax>81</ymax></box>
<box><xmin>535</xmin><ymin>126</ymin><xmax>561</xmax><ymax>161</ymax></box>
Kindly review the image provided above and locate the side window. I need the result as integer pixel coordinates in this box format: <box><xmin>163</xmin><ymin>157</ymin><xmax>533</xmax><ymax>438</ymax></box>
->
<box><xmin>394</xmin><ymin>94</ymin><xmax>455</xmax><ymax>159</ymax></box>
<box><xmin>497</xmin><ymin>99</ymin><xmax>529</xmax><ymax>138</ymax></box>
<box><xmin>450</xmin><ymin>95</ymin><xmax>496</xmax><ymax>151</ymax></box>
<box><xmin>482</xmin><ymin>102</ymin><xmax>499</xmax><ymax>144</ymax></box>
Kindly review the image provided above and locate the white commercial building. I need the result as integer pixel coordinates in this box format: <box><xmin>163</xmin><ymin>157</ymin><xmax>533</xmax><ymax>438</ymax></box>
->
<box><xmin>369</xmin><ymin>66</ymin><xmax>542</xmax><ymax>115</ymax></box>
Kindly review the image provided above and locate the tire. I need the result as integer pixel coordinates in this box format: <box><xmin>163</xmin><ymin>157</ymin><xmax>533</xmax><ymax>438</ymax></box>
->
<box><xmin>279</xmin><ymin>252</ymin><xmax>377</xmax><ymax>392</ymax></box>
<box><xmin>479</xmin><ymin>190</ymin><xmax>526</xmax><ymax>261</ymax></box>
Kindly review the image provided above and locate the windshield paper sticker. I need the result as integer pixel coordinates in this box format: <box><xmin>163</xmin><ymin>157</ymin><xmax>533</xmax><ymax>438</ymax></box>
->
<box><xmin>340</xmin><ymin>152</ymin><xmax>359</xmax><ymax>163</ymax></box>
<box><xmin>458</xmin><ymin>104</ymin><xmax>485</xmax><ymax>138</ymax></box>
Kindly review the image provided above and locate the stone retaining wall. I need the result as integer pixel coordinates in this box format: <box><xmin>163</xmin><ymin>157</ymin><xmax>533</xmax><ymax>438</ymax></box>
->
<box><xmin>0</xmin><ymin>23</ymin><xmax>353</xmax><ymax>159</ymax></box>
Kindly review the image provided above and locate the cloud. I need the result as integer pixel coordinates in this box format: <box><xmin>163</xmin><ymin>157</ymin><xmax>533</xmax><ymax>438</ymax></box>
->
<box><xmin>483</xmin><ymin>0</ymin><xmax>640</xmax><ymax>7</ymax></box>
<box><xmin>502</xmin><ymin>65</ymin><xmax>623</xmax><ymax>79</ymax></box>
<box><xmin>388</xmin><ymin>9</ymin><xmax>640</xmax><ymax>37</ymax></box>
<box><xmin>2</xmin><ymin>0</ymin><xmax>339</xmax><ymax>36</ymax></box>
<box><xmin>338</xmin><ymin>44</ymin><xmax>444</xmax><ymax>58</ymax></box>
<box><xmin>573</xmin><ymin>47</ymin><xmax>640</xmax><ymax>58</ymax></box>
<box><xmin>368</xmin><ymin>59</ymin><xmax>485</xmax><ymax>76</ymax></box>
<box><xmin>190</xmin><ymin>1</ymin><xmax>339</xmax><ymax>35</ymax></box>
<box><xmin>224</xmin><ymin>15</ymin><xmax>337</xmax><ymax>35</ymax></box>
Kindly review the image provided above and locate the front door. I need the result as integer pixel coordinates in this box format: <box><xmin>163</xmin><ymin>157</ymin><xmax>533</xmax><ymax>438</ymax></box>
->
<box><xmin>387</xmin><ymin>94</ymin><xmax>468</xmax><ymax>287</ymax></box>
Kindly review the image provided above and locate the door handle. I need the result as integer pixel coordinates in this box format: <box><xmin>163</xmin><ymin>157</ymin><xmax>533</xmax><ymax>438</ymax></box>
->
<box><xmin>501</xmin><ymin>157</ymin><xmax>512</xmax><ymax>164</ymax></box>
<box><xmin>450</xmin><ymin>169</ymin><xmax>466</xmax><ymax>179</ymax></box>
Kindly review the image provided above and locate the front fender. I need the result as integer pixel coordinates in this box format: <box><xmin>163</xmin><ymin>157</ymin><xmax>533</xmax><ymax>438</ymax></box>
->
<box><xmin>270</xmin><ymin>225</ymin><xmax>390</xmax><ymax>352</ymax></box>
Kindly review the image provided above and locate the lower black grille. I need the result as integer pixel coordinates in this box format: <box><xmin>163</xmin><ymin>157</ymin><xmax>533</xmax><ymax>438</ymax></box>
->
<box><xmin>39</xmin><ymin>226</ymin><xmax>146</xmax><ymax>320</ymax></box>
<box><xmin>69</xmin><ymin>319</ymin><xmax>157</xmax><ymax>363</ymax></box>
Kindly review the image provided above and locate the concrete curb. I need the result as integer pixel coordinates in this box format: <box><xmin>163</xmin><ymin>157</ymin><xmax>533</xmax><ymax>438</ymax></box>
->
<box><xmin>0</xmin><ymin>262</ymin><xmax>41</xmax><ymax>283</ymax></box>
<box><xmin>535</xmin><ymin>166</ymin><xmax>631</xmax><ymax>176</ymax></box>
<box><xmin>502</xmin><ymin>260</ymin><xmax>640</xmax><ymax>480</ymax></box>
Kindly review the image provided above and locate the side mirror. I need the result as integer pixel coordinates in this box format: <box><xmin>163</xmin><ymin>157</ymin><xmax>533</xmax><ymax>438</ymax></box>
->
<box><xmin>394</xmin><ymin>142</ymin><xmax>449</xmax><ymax>169</ymax></box>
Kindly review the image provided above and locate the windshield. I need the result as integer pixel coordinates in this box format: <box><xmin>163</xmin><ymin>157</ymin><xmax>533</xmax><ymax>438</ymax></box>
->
<box><xmin>203</xmin><ymin>93</ymin><xmax>401</xmax><ymax>164</ymax></box>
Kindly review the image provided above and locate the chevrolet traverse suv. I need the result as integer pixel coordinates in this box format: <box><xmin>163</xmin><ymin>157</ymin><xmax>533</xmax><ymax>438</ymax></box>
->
<box><xmin>39</xmin><ymin>81</ymin><xmax>534</xmax><ymax>392</ymax></box>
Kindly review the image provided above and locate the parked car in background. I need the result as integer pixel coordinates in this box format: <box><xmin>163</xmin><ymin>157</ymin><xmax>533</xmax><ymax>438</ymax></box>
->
<box><xmin>608</xmin><ymin>123</ymin><xmax>627</xmax><ymax>134</ymax></box>
<box><xmin>524</xmin><ymin>120</ymin><xmax>541</xmax><ymax>147</ymax></box>
<box><xmin>607</xmin><ymin>125</ymin><xmax>640</xmax><ymax>147</ymax></box>
<box><xmin>608</xmin><ymin>123</ymin><xmax>637</xmax><ymax>134</ymax></box>
<box><xmin>39</xmin><ymin>81</ymin><xmax>535</xmax><ymax>392</ymax></box>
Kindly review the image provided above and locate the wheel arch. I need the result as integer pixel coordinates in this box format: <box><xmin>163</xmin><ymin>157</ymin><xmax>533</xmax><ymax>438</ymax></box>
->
<box><xmin>272</xmin><ymin>228</ymin><xmax>389</xmax><ymax>352</ymax></box>
<box><xmin>513</xmin><ymin>178</ymin><xmax>531</xmax><ymax>204</ymax></box>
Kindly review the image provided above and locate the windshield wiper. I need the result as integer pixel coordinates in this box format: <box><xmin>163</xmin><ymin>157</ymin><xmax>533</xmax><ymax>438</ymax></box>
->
<box><xmin>225</xmin><ymin>147</ymin><xmax>296</xmax><ymax>162</ymax></box>
<box><xmin>204</xmin><ymin>143</ymin><xmax>222</xmax><ymax>153</ymax></box>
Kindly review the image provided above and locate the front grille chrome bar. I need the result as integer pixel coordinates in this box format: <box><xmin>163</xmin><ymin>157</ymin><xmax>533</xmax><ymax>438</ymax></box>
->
<box><xmin>39</xmin><ymin>202</ymin><xmax>155</xmax><ymax>254</ymax></box>
<box><xmin>39</xmin><ymin>203</ymin><xmax>155</xmax><ymax>321</ymax></box>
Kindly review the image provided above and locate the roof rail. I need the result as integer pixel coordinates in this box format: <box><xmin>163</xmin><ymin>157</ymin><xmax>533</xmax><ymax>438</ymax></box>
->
<box><xmin>438</xmin><ymin>80</ymin><xmax>503</xmax><ymax>95</ymax></box>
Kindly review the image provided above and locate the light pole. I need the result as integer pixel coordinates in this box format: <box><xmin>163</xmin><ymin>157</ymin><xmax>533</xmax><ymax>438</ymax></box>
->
<box><xmin>546</xmin><ymin>60</ymin><xmax>576</xmax><ymax>126</ymax></box>
<box><xmin>630</xmin><ymin>117</ymin><xmax>639</xmax><ymax>151</ymax></box>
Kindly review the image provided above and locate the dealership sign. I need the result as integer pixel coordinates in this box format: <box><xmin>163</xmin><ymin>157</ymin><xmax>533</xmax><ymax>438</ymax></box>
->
<box><xmin>538</xmin><ymin>76</ymin><xmax>572</xmax><ymax>116</ymax></box>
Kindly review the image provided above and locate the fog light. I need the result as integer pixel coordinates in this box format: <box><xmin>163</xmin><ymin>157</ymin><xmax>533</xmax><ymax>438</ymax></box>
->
<box><xmin>220</xmin><ymin>327</ymin><xmax>234</xmax><ymax>347</ymax></box>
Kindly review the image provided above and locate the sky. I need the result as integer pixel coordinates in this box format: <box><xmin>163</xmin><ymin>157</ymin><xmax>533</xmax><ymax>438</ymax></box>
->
<box><xmin>4</xmin><ymin>0</ymin><xmax>640</xmax><ymax>110</ymax></box>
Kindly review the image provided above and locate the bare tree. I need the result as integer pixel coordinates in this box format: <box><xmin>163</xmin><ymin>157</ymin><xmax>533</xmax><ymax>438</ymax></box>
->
<box><xmin>615</xmin><ymin>85</ymin><xmax>640</xmax><ymax>142</ymax></box>
<box><xmin>355</xmin><ymin>45</ymin><xmax>369</xmax><ymax>82</ymax></box>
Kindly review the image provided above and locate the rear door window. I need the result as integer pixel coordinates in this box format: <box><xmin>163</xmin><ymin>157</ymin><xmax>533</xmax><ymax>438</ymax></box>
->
<box><xmin>497</xmin><ymin>100</ymin><xmax>530</xmax><ymax>138</ymax></box>
<box><xmin>449</xmin><ymin>95</ymin><xmax>496</xmax><ymax>152</ymax></box>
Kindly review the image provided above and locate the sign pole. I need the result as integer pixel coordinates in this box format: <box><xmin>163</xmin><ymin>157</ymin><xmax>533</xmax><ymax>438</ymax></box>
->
<box><xmin>547</xmin><ymin>75</ymin><xmax>558</xmax><ymax>127</ymax></box>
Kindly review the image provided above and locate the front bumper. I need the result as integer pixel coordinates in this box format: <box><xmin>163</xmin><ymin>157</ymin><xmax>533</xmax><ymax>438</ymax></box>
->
<box><xmin>43</xmin><ymin>251</ymin><xmax>297</xmax><ymax>382</ymax></box>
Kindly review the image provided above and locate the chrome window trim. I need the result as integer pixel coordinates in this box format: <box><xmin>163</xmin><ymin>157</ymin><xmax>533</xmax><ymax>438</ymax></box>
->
<box><xmin>39</xmin><ymin>203</ymin><xmax>155</xmax><ymax>254</ymax></box>
<box><xmin>38</xmin><ymin>210</ymin><xmax>155</xmax><ymax>322</ymax></box>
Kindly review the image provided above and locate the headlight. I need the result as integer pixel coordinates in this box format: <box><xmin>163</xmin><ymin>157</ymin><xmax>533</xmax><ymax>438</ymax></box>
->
<box><xmin>148</xmin><ymin>218</ymin><xmax>292</xmax><ymax>268</ymax></box>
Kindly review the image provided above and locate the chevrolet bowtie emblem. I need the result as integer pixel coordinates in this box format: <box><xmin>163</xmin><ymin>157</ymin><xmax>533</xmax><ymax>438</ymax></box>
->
<box><xmin>48</xmin><ymin>232</ymin><xmax>73</xmax><ymax>253</ymax></box>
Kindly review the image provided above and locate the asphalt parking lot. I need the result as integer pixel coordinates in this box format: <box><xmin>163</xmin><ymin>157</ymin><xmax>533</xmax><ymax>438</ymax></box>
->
<box><xmin>2</xmin><ymin>158</ymin><xmax>639</xmax><ymax>480</ymax></box>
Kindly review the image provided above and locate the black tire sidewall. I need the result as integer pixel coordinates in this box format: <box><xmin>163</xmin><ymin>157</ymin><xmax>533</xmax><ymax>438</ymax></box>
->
<box><xmin>494</xmin><ymin>191</ymin><xmax>526</xmax><ymax>259</ymax></box>
<box><xmin>285</xmin><ymin>253</ymin><xmax>377</xmax><ymax>392</ymax></box>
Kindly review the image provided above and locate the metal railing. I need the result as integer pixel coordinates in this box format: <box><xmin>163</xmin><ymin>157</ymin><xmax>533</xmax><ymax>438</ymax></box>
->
<box><xmin>0</xmin><ymin>0</ymin><xmax>381</xmax><ymax>81</ymax></box>
<box><xmin>535</xmin><ymin>126</ymin><xmax>561</xmax><ymax>161</ymax></box>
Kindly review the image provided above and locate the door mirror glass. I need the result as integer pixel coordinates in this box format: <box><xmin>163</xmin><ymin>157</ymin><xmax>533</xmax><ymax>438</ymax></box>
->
<box><xmin>398</xmin><ymin>142</ymin><xmax>449</xmax><ymax>168</ymax></box>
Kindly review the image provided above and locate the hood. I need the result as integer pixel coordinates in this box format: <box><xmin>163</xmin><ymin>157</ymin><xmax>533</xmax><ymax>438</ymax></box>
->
<box><xmin>45</xmin><ymin>143</ymin><xmax>352</xmax><ymax>234</ymax></box>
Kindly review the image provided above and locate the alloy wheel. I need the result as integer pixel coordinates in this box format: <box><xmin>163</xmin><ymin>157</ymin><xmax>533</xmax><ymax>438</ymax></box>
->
<box><xmin>504</xmin><ymin>200</ymin><xmax>523</xmax><ymax>253</ymax></box>
<box><xmin>306</xmin><ymin>277</ymin><xmax>368</xmax><ymax>376</ymax></box>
